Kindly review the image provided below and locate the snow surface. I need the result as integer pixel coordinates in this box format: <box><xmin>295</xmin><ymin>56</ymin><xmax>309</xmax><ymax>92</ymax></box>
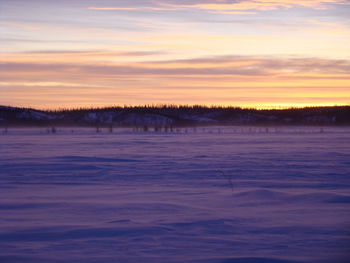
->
<box><xmin>0</xmin><ymin>126</ymin><xmax>350</xmax><ymax>263</ymax></box>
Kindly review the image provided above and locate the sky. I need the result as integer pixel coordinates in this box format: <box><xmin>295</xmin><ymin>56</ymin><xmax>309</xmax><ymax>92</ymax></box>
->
<box><xmin>1</xmin><ymin>0</ymin><xmax>350</xmax><ymax>109</ymax></box>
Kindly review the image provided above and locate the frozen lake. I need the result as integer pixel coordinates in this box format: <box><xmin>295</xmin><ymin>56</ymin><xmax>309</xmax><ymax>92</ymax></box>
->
<box><xmin>1</xmin><ymin>126</ymin><xmax>350</xmax><ymax>263</ymax></box>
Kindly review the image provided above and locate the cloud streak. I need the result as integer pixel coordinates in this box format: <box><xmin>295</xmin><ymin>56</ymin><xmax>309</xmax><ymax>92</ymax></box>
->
<box><xmin>2</xmin><ymin>55</ymin><xmax>350</xmax><ymax>78</ymax></box>
<box><xmin>1</xmin><ymin>0</ymin><xmax>350</xmax><ymax>108</ymax></box>
<box><xmin>88</xmin><ymin>0</ymin><xmax>349</xmax><ymax>13</ymax></box>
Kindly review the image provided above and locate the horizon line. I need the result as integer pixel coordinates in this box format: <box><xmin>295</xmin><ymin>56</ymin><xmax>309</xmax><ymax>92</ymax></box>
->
<box><xmin>2</xmin><ymin>104</ymin><xmax>349</xmax><ymax>112</ymax></box>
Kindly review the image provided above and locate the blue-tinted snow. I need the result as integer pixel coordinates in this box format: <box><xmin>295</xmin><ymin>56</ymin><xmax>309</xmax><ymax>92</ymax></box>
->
<box><xmin>0</xmin><ymin>126</ymin><xmax>350</xmax><ymax>263</ymax></box>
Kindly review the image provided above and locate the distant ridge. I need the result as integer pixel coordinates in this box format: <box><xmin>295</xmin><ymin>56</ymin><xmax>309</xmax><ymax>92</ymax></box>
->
<box><xmin>0</xmin><ymin>105</ymin><xmax>349</xmax><ymax>127</ymax></box>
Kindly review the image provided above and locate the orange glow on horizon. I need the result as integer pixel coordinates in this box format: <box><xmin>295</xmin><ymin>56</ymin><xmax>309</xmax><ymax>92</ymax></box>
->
<box><xmin>1</xmin><ymin>0</ymin><xmax>349</xmax><ymax>109</ymax></box>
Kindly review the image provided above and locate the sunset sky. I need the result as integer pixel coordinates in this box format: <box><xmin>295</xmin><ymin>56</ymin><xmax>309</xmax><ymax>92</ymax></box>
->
<box><xmin>1</xmin><ymin>0</ymin><xmax>350</xmax><ymax>109</ymax></box>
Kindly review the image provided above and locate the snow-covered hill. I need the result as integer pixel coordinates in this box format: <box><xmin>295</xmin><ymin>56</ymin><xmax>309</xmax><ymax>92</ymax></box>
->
<box><xmin>0</xmin><ymin>105</ymin><xmax>349</xmax><ymax>126</ymax></box>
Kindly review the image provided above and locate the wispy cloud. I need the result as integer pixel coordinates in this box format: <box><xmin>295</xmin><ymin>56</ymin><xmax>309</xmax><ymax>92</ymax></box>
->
<box><xmin>88</xmin><ymin>0</ymin><xmax>349</xmax><ymax>13</ymax></box>
<box><xmin>0</xmin><ymin>50</ymin><xmax>169</xmax><ymax>64</ymax></box>
<box><xmin>13</xmin><ymin>50</ymin><xmax>165</xmax><ymax>56</ymax></box>
<box><xmin>1</xmin><ymin>0</ymin><xmax>349</xmax><ymax>108</ymax></box>
<box><xmin>0</xmin><ymin>21</ymin><xmax>42</xmax><ymax>31</ymax></box>
<box><xmin>2</xmin><ymin>55</ymin><xmax>349</xmax><ymax>108</ymax></box>
<box><xmin>87</xmin><ymin>6</ymin><xmax>178</xmax><ymax>11</ymax></box>
<box><xmin>2</xmin><ymin>55</ymin><xmax>350</xmax><ymax>77</ymax></box>
<box><xmin>160</xmin><ymin>0</ymin><xmax>348</xmax><ymax>11</ymax></box>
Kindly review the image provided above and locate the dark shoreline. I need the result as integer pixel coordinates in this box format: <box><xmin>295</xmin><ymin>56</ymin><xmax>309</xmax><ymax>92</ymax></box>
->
<box><xmin>1</xmin><ymin>105</ymin><xmax>349</xmax><ymax>127</ymax></box>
